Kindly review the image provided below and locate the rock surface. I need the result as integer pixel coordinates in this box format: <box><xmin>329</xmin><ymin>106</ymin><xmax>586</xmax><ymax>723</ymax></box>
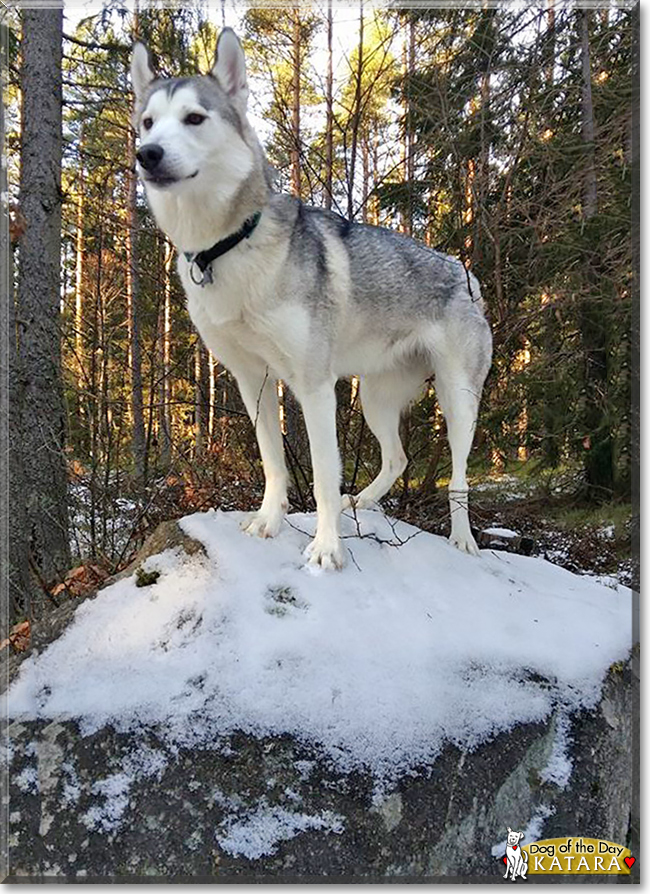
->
<box><xmin>2</xmin><ymin>522</ymin><xmax>638</xmax><ymax>882</ymax></box>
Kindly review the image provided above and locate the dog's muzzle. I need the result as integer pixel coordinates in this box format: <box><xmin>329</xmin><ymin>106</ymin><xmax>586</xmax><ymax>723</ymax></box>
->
<box><xmin>136</xmin><ymin>143</ymin><xmax>164</xmax><ymax>171</ymax></box>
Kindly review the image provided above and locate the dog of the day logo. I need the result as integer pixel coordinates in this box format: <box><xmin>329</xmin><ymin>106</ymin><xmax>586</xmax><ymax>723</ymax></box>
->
<box><xmin>500</xmin><ymin>834</ymin><xmax>635</xmax><ymax>878</ymax></box>
<box><xmin>502</xmin><ymin>828</ymin><xmax>528</xmax><ymax>880</ymax></box>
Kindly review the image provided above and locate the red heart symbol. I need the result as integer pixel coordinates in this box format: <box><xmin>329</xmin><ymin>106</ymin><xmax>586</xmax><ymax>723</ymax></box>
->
<box><xmin>513</xmin><ymin>845</ymin><xmax>518</xmax><ymax>850</ymax></box>
<box><xmin>625</xmin><ymin>857</ymin><xmax>635</xmax><ymax>868</ymax></box>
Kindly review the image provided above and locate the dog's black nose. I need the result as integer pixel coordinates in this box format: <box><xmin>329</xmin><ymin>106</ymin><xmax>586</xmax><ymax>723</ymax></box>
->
<box><xmin>136</xmin><ymin>144</ymin><xmax>164</xmax><ymax>171</ymax></box>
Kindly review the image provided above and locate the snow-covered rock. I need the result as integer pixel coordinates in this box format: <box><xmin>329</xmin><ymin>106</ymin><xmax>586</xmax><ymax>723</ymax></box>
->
<box><xmin>3</xmin><ymin>511</ymin><xmax>636</xmax><ymax>881</ymax></box>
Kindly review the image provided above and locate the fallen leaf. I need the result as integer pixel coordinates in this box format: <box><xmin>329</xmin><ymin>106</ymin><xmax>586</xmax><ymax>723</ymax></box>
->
<box><xmin>0</xmin><ymin>619</ymin><xmax>31</xmax><ymax>653</ymax></box>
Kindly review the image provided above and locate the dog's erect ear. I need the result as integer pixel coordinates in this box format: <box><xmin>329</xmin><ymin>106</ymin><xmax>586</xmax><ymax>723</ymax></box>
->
<box><xmin>518</xmin><ymin>832</ymin><xmax>525</xmax><ymax>842</ymax></box>
<box><xmin>131</xmin><ymin>42</ymin><xmax>155</xmax><ymax>103</ymax></box>
<box><xmin>212</xmin><ymin>28</ymin><xmax>248</xmax><ymax>111</ymax></box>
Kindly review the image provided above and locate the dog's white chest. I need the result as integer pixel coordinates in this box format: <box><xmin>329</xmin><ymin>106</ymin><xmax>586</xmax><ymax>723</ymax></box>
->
<box><xmin>180</xmin><ymin>253</ymin><xmax>245</xmax><ymax>324</ymax></box>
<box><xmin>181</xmin><ymin>261</ymin><xmax>308</xmax><ymax>381</ymax></box>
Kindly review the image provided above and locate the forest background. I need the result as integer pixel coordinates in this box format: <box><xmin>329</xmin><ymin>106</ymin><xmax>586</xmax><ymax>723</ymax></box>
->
<box><xmin>3</xmin><ymin>0</ymin><xmax>639</xmax><ymax>631</ymax></box>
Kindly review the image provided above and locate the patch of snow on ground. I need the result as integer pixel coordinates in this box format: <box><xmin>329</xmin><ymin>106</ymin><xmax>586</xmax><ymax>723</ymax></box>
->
<box><xmin>82</xmin><ymin>772</ymin><xmax>132</xmax><ymax>833</ymax></box>
<box><xmin>6</xmin><ymin>510</ymin><xmax>633</xmax><ymax>780</ymax></box>
<box><xmin>217</xmin><ymin>800</ymin><xmax>344</xmax><ymax>860</ymax></box>
<box><xmin>14</xmin><ymin>766</ymin><xmax>38</xmax><ymax>794</ymax></box>
<box><xmin>544</xmin><ymin>546</ymin><xmax>571</xmax><ymax>565</ymax></box>
<box><xmin>483</xmin><ymin>527</ymin><xmax>519</xmax><ymax>538</ymax></box>
<box><xmin>80</xmin><ymin>744</ymin><xmax>168</xmax><ymax>833</ymax></box>
<box><xmin>68</xmin><ymin>480</ymin><xmax>140</xmax><ymax>564</ymax></box>
<box><xmin>61</xmin><ymin>761</ymin><xmax>82</xmax><ymax>806</ymax></box>
<box><xmin>472</xmin><ymin>474</ymin><xmax>531</xmax><ymax>501</ymax></box>
<box><xmin>540</xmin><ymin>712</ymin><xmax>573</xmax><ymax>789</ymax></box>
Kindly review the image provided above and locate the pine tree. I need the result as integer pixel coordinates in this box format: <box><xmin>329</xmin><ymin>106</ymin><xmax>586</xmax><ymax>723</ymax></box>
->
<box><xmin>17</xmin><ymin>7</ymin><xmax>70</xmax><ymax>610</ymax></box>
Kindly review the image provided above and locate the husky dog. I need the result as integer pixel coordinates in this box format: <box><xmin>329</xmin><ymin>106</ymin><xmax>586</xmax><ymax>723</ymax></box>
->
<box><xmin>130</xmin><ymin>29</ymin><xmax>492</xmax><ymax>570</ymax></box>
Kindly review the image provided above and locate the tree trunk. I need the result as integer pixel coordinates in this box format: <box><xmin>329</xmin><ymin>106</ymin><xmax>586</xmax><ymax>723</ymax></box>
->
<box><xmin>194</xmin><ymin>342</ymin><xmax>210</xmax><ymax>457</ymax></box>
<box><xmin>88</xmin><ymin>195</ymin><xmax>106</xmax><ymax>559</ymax></box>
<box><xmin>538</xmin><ymin>2</ymin><xmax>561</xmax><ymax>468</ymax></box>
<box><xmin>545</xmin><ymin>0</ymin><xmax>556</xmax><ymax>86</ymax></box>
<box><xmin>72</xmin><ymin>130</ymin><xmax>89</xmax><ymax>458</ymax></box>
<box><xmin>361</xmin><ymin>138</ymin><xmax>369</xmax><ymax>223</ymax></box>
<box><xmin>125</xmin><ymin>127</ymin><xmax>146</xmax><ymax>481</ymax></box>
<box><xmin>398</xmin><ymin>15</ymin><xmax>415</xmax><ymax>235</ymax></box>
<box><xmin>579</xmin><ymin>7</ymin><xmax>613</xmax><ymax>501</ymax></box>
<box><xmin>159</xmin><ymin>238</ymin><xmax>173</xmax><ymax>467</ymax></box>
<box><xmin>125</xmin><ymin>3</ymin><xmax>146</xmax><ymax>480</ymax></box>
<box><xmin>324</xmin><ymin>0</ymin><xmax>334</xmax><ymax>210</ymax></box>
<box><xmin>404</xmin><ymin>16</ymin><xmax>415</xmax><ymax>235</ymax></box>
<box><xmin>3</xmin><ymin>36</ymin><xmax>31</xmax><ymax>626</ymax></box>
<box><xmin>347</xmin><ymin>0</ymin><xmax>364</xmax><ymax>221</ymax></box>
<box><xmin>371</xmin><ymin>130</ymin><xmax>380</xmax><ymax>225</ymax></box>
<box><xmin>580</xmin><ymin>10</ymin><xmax>598</xmax><ymax>220</ymax></box>
<box><xmin>474</xmin><ymin>17</ymin><xmax>492</xmax><ymax>269</ymax></box>
<box><xmin>208</xmin><ymin>352</ymin><xmax>217</xmax><ymax>442</ymax></box>
<box><xmin>290</xmin><ymin>9</ymin><xmax>301</xmax><ymax>198</ymax></box>
<box><xmin>17</xmin><ymin>7</ymin><xmax>70</xmax><ymax>607</ymax></box>
<box><xmin>74</xmin><ymin>130</ymin><xmax>85</xmax><ymax>375</ymax></box>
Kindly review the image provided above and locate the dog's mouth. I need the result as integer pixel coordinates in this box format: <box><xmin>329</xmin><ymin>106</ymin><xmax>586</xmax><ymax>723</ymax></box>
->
<box><xmin>144</xmin><ymin>170</ymin><xmax>199</xmax><ymax>187</ymax></box>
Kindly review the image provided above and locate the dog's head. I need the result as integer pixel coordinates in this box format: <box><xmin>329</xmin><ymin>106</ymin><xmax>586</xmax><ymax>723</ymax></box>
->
<box><xmin>506</xmin><ymin>828</ymin><xmax>525</xmax><ymax>847</ymax></box>
<box><xmin>130</xmin><ymin>29</ymin><xmax>253</xmax><ymax>193</ymax></box>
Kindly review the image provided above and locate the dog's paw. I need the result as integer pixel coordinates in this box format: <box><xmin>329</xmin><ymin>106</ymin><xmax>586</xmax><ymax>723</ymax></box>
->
<box><xmin>341</xmin><ymin>493</ymin><xmax>379</xmax><ymax>512</ymax></box>
<box><xmin>240</xmin><ymin>510</ymin><xmax>283</xmax><ymax>539</ymax></box>
<box><xmin>304</xmin><ymin>537</ymin><xmax>346</xmax><ymax>571</ymax></box>
<box><xmin>449</xmin><ymin>531</ymin><xmax>480</xmax><ymax>556</ymax></box>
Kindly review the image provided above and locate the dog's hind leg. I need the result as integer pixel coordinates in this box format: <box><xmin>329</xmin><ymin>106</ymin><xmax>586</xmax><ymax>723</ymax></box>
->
<box><xmin>233</xmin><ymin>360</ymin><xmax>288</xmax><ymax>539</ymax></box>
<box><xmin>342</xmin><ymin>369</ymin><xmax>424</xmax><ymax>511</ymax></box>
<box><xmin>433</xmin><ymin>339</ymin><xmax>489</xmax><ymax>556</ymax></box>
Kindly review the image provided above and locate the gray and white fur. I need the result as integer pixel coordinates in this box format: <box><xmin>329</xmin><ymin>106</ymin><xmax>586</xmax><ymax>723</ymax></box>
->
<box><xmin>130</xmin><ymin>29</ymin><xmax>492</xmax><ymax>570</ymax></box>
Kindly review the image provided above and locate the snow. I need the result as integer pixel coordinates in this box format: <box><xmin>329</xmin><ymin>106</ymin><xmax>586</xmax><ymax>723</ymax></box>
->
<box><xmin>82</xmin><ymin>773</ymin><xmax>132</xmax><ymax>833</ymax></box>
<box><xmin>540</xmin><ymin>712</ymin><xmax>573</xmax><ymax>790</ymax></box>
<box><xmin>5</xmin><ymin>509</ymin><xmax>633</xmax><ymax>782</ymax></box>
<box><xmin>483</xmin><ymin>527</ymin><xmax>519</xmax><ymax>539</ymax></box>
<box><xmin>217</xmin><ymin>801</ymin><xmax>344</xmax><ymax>860</ymax></box>
<box><xmin>68</xmin><ymin>480</ymin><xmax>139</xmax><ymax>564</ymax></box>
<box><xmin>472</xmin><ymin>474</ymin><xmax>531</xmax><ymax>501</ymax></box>
<box><xmin>14</xmin><ymin>766</ymin><xmax>38</xmax><ymax>794</ymax></box>
<box><xmin>61</xmin><ymin>762</ymin><xmax>82</xmax><ymax>806</ymax></box>
<box><xmin>80</xmin><ymin>745</ymin><xmax>168</xmax><ymax>832</ymax></box>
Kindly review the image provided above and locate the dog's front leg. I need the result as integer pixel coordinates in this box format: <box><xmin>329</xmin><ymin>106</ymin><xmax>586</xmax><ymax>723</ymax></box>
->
<box><xmin>234</xmin><ymin>363</ymin><xmax>288</xmax><ymax>539</ymax></box>
<box><xmin>295</xmin><ymin>380</ymin><xmax>346</xmax><ymax>570</ymax></box>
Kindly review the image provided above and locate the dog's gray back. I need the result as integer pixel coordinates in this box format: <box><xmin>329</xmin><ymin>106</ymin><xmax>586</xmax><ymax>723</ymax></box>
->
<box><xmin>267</xmin><ymin>194</ymin><xmax>488</xmax><ymax>353</ymax></box>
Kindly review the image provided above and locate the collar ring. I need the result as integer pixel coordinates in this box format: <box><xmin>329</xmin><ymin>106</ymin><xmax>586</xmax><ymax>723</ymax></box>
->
<box><xmin>189</xmin><ymin>258</ymin><xmax>211</xmax><ymax>287</ymax></box>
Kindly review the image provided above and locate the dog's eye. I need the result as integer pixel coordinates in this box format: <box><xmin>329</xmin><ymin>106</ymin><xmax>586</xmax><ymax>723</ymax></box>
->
<box><xmin>184</xmin><ymin>113</ymin><xmax>206</xmax><ymax>126</ymax></box>
<box><xmin>142</xmin><ymin>117</ymin><xmax>153</xmax><ymax>131</ymax></box>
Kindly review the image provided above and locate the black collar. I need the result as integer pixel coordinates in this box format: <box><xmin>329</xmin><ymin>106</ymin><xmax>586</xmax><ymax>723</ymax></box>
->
<box><xmin>184</xmin><ymin>211</ymin><xmax>262</xmax><ymax>286</ymax></box>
